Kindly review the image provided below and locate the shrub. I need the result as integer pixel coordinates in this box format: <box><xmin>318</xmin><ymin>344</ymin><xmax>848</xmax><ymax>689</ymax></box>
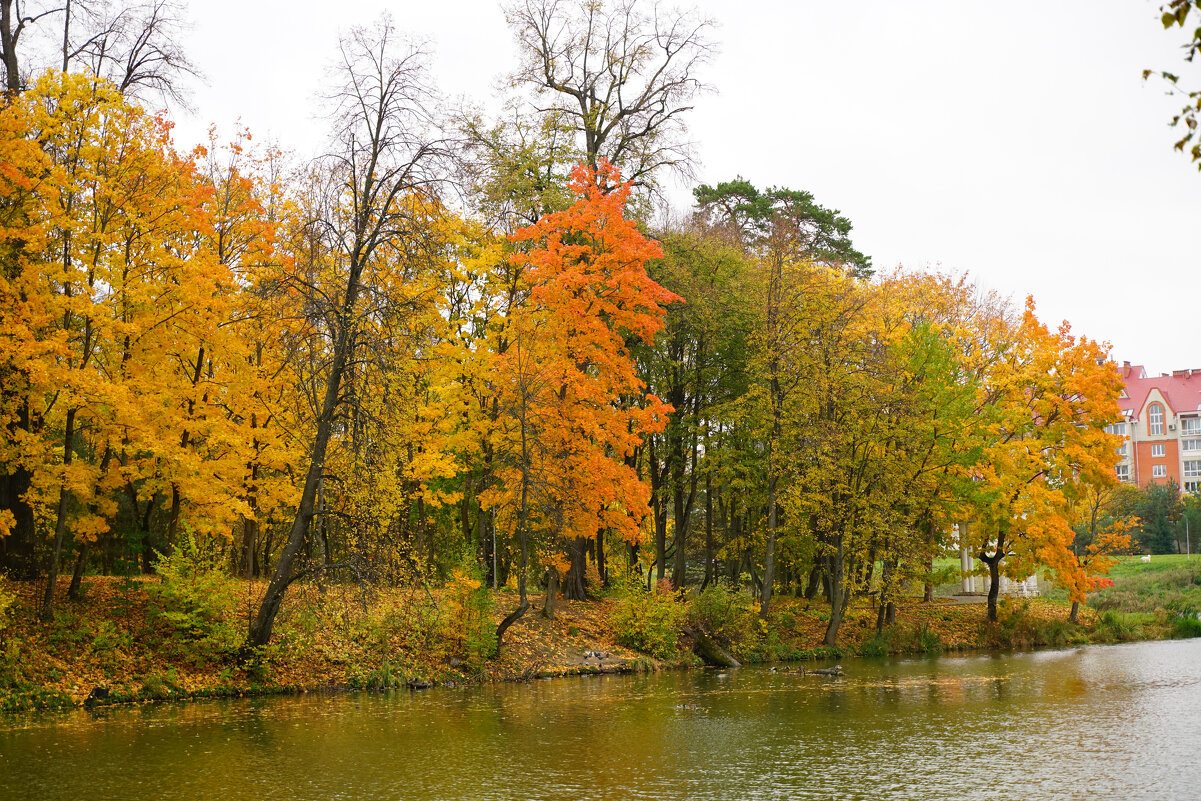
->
<box><xmin>1093</xmin><ymin>610</ymin><xmax>1144</xmax><ymax>643</ymax></box>
<box><xmin>147</xmin><ymin>533</ymin><xmax>239</xmax><ymax>661</ymax></box>
<box><xmin>445</xmin><ymin>567</ymin><xmax>497</xmax><ymax>668</ymax></box>
<box><xmin>918</xmin><ymin>625</ymin><xmax>942</xmax><ymax>655</ymax></box>
<box><xmin>688</xmin><ymin>582</ymin><xmax>756</xmax><ymax>655</ymax></box>
<box><xmin>612</xmin><ymin>585</ymin><xmax>686</xmax><ymax>659</ymax></box>
<box><xmin>1171</xmin><ymin>614</ymin><xmax>1201</xmax><ymax>638</ymax></box>
<box><xmin>858</xmin><ymin>633</ymin><xmax>890</xmax><ymax>658</ymax></box>
<box><xmin>140</xmin><ymin>670</ymin><xmax>181</xmax><ymax>700</ymax></box>
<box><xmin>89</xmin><ymin>620</ymin><xmax>133</xmax><ymax>668</ymax></box>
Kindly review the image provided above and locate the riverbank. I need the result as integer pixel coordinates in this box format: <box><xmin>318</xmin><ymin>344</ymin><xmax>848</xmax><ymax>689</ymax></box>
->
<box><xmin>1</xmin><ymin>564</ymin><xmax>1193</xmax><ymax>714</ymax></box>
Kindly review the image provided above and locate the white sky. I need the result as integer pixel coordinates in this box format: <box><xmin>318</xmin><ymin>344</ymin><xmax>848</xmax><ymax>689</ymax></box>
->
<box><xmin>173</xmin><ymin>0</ymin><xmax>1200</xmax><ymax>374</ymax></box>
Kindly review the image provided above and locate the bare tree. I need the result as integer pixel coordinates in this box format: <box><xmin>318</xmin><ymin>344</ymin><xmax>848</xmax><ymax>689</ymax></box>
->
<box><xmin>0</xmin><ymin>0</ymin><xmax>197</xmax><ymax>103</ymax></box>
<box><xmin>247</xmin><ymin>21</ymin><xmax>448</xmax><ymax>648</ymax></box>
<box><xmin>75</xmin><ymin>0</ymin><xmax>199</xmax><ymax>107</ymax></box>
<box><xmin>1</xmin><ymin>0</ymin><xmax>60</xmax><ymax>92</ymax></box>
<box><xmin>505</xmin><ymin>0</ymin><xmax>714</xmax><ymax>187</ymax></box>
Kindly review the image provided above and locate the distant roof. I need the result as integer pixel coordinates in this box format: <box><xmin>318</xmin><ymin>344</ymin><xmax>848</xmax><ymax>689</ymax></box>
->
<box><xmin>1119</xmin><ymin>363</ymin><xmax>1201</xmax><ymax>417</ymax></box>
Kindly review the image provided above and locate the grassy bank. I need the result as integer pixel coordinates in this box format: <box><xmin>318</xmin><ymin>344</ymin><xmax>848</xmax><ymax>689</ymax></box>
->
<box><xmin>2</xmin><ymin>562</ymin><xmax>1198</xmax><ymax>714</ymax></box>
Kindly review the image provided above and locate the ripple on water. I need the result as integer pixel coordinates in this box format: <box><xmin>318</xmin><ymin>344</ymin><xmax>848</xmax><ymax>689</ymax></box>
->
<box><xmin>4</xmin><ymin>639</ymin><xmax>1201</xmax><ymax>800</ymax></box>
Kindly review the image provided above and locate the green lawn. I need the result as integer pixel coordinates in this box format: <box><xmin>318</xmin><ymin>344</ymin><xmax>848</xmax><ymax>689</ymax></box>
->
<box><xmin>1091</xmin><ymin>555</ymin><xmax>1201</xmax><ymax>614</ymax></box>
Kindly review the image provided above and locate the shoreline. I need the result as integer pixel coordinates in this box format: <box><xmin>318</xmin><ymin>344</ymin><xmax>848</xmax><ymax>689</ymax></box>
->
<box><xmin>0</xmin><ymin>573</ymin><xmax>1182</xmax><ymax>716</ymax></box>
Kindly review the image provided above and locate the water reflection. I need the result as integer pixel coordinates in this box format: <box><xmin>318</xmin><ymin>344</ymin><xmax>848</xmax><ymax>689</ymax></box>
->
<box><xmin>3</xmin><ymin>640</ymin><xmax>1201</xmax><ymax>800</ymax></box>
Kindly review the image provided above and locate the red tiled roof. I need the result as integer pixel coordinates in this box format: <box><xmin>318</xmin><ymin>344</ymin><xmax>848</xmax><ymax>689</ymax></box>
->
<box><xmin>1119</xmin><ymin>363</ymin><xmax>1201</xmax><ymax>417</ymax></box>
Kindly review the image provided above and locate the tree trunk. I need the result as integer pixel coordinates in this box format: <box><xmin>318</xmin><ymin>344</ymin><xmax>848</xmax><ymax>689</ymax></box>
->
<box><xmin>823</xmin><ymin>547</ymin><xmax>846</xmax><ymax>646</ymax></box>
<box><xmin>760</xmin><ymin>446</ymin><xmax>779</xmax><ymax>618</ymax></box>
<box><xmin>650</xmin><ymin>438</ymin><xmax>667</xmax><ymax>584</ymax></box>
<box><xmin>67</xmin><ymin>540</ymin><xmax>88</xmax><ymax>600</ymax></box>
<box><xmin>496</xmin><ymin>525</ymin><xmax>529</xmax><ymax>651</ymax></box>
<box><xmin>542</xmin><ymin>565</ymin><xmax>559</xmax><ymax>618</ymax></box>
<box><xmin>595</xmin><ymin>531</ymin><xmax>607</xmax><ymax>587</ymax></box>
<box><xmin>0</xmin><ymin>417</ymin><xmax>36</xmax><ymax>578</ymax></box>
<box><xmin>982</xmin><ymin>551</ymin><xmax>1003</xmax><ymax>623</ymax></box>
<box><xmin>40</xmin><ymin>407</ymin><xmax>76</xmax><ymax>622</ymax></box>
<box><xmin>1</xmin><ymin>0</ymin><xmax>24</xmax><ymax>95</ymax></box>
<box><xmin>248</xmin><ymin>311</ymin><xmax>354</xmax><ymax>646</ymax></box>
<box><xmin>923</xmin><ymin>520</ymin><xmax>936</xmax><ymax>602</ymax></box>
<box><xmin>240</xmin><ymin>517</ymin><xmax>258</xmax><ymax>579</ymax></box>
<box><xmin>804</xmin><ymin>565</ymin><xmax>822</xmax><ymax>600</ymax></box>
<box><xmin>672</xmin><ymin>481</ymin><xmax>688</xmax><ymax>590</ymax></box>
<box><xmin>702</xmin><ymin>473</ymin><xmax>714</xmax><ymax>589</ymax></box>
<box><xmin>563</xmin><ymin>537</ymin><xmax>589</xmax><ymax>600</ymax></box>
<box><xmin>1069</xmin><ymin>600</ymin><xmax>1080</xmax><ymax>624</ymax></box>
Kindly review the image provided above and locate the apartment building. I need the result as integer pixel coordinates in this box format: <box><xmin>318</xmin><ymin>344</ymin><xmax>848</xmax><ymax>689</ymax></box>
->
<box><xmin>1109</xmin><ymin>363</ymin><xmax>1201</xmax><ymax>493</ymax></box>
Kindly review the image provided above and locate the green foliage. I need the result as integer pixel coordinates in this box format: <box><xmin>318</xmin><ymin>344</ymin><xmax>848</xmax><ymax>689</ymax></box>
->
<box><xmin>1092</xmin><ymin>562</ymin><xmax>1201</xmax><ymax>614</ymax></box>
<box><xmin>1132</xmin><ymin>481</ymin><xmax>1184</xmax><ymax>554</ymax></box>
<box><xmin>987</xmin><ymin>599</ymin><xmax>1088</xmax><ymax>649</ymax></box>
<box><xmin>140</xmin><ymin>671</ymin><xmax>181</xmax><ymax>701</ymax></box>
<box><xmin>146</xmin><ymin>534</ymin><xmax>239</xmax><ymax>662</ymax></box>
<box><xmin>448</xmin><ymin>565</ymin><xmax>498</xmax><ymax>668</ymax></box>
<box><xmin>687</xmin><ymin>582</ymin><xmax>756</xmax><ymax>656</ymax></box>
<box><xmin>855</xmin><ymin>623</ymin><xmax>941</xmax><ymax>658</ymax></box>
<box><xmin>1093</xmin><ymin>610</ymin><xmax>1145</xmax><ymax>643</ymax></box>
<box><xmin>363</xmin><ymin>661</ymin><xmax>406</xmax><ymax>690</ymax></box>
<box><xmin>89</xmin><ymin>620</ymin><xmax>133</xmax><ymax>668</ymax></box>
<box><xmin>612</xmin><ymin>585</ymin><xmax>686</xmax><ymax>659</ymax></box>
<box><xmin>789</xmin><ymin>645</ymin><xmax>843</xmax><ymax>661</ymax></box>
<box><xmin>858</xmin><ymin>634</ymin><xmax>890</xmax><ymax>658</ymax></box>
<box><xmin>0</xmin><ymin>682</ymin><xmax>74</xmax><ymax>713</ymax></box>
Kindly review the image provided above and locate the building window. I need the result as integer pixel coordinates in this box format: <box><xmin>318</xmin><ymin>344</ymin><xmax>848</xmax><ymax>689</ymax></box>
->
<box><xmin>1106</xmin><ymin>423</ymin><xmax>1127</xmax><ymax>437</ymax></box>
<box><xmin>1153</xmin><ymin>464</ymin><xmax>1167</xmax><ymax>478</ymax></box>
<box><xmin>1149</xmin><ymin>404</ymin><xmax>1164</xmax><ymax>436</ymax></box>
<box><xmin>1185</xmin><ymin>460</ymin><xmax>1201</xmax><ymax>479</ymax></box>
<box><xmin>1184</xmin><ymin>439</ymin><xmax>1201</xmax><ymax>452</ymax></box>
<box><xmin>1116</xmin><ymin>444</ymin><xmax>1128</xmax><ymax>457</ymax></box>
<box><xmin>1183</xmin><ymin>417</ymin><xmax>1201</xmax><ymax>436</ymax></box>
<box><xmin>1152</xmin><ymin>443</ymin><xmax>1166</xmax><ymax>458</ymax></box>
<box><xmin>1116</xmin><ymin>464</ymin><xmax>1131</xmax><ymax>482</ymax></box>
<box><xmin>1187</xmin><ymin>482</ymin><xmax>1200</xmax><ymax>493</ymax></box>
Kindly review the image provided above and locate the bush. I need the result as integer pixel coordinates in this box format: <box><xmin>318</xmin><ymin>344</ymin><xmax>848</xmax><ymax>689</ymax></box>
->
<box><xmin>1093</xmin><ymin>610</ymin><xmax>1144</xmax><ymax>643</ymax></box>
<box><xmin>1165</xmin><ymin>600</ymin><xmax>1201</xmax><ymax>638</ymax></box>
<box><xmin>147</xmin><ymin>533</ymin><xmax>239</xmax><ymax>661</ymax></box>
<box><xmin>445</xmin><ymin>567</ymin><xmax>497</xmax><ymax>668</ymax></box>
<box><xmin>859</xmin><ymin>634</ymin><xmax>890</xmax><ymax>658</ymax></box>
<box><xmin>687</xmin><ymin>582</ymin><xmax>756</xmax><ymax>656</ymax></box>
<box><xmin>612</xmin><ymin>585</ymin><xmax>686</xmax><ymax>659</ymax></box>
<box><xmin>1171</xmin><ymin>614</ymin><xmax>1201</xmax><ymax>638</ymax></box>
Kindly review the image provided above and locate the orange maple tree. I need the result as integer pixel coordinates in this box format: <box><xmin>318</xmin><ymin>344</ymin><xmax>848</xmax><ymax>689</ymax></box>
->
<box><xmin>485</xmin><ymin>161</ymin><xmax>677</xmax><ymax>638</ymax></box>
<box><xmin>962</xmin><ymin>298</ymin><xmax>1124</xmax><ymax>622</ymax></box>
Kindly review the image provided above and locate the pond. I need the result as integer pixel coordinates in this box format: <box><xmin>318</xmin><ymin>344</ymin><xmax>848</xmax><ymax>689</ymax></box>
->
<box><xmin>3</xmin><ymin>639</ymin><xmax>1200</xmax><ymax>800</ymax></box>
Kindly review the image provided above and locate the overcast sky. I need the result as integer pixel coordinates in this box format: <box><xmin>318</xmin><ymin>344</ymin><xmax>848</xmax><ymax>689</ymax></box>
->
<box><xmin>173</xmin><ymin>0</ymin><xmax>1200</xmax><ymax>375</ymax></box>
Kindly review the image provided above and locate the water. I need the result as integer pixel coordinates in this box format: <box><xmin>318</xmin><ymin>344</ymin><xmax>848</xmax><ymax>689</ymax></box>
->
<box><xmin>3</xmin><ymin>640</ymin><xmax>1200</xmax><ymax>800</ymax></box>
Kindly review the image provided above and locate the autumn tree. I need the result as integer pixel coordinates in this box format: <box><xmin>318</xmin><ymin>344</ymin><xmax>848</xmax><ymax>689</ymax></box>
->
<box><xmin>692</xmin><ymin>178</ymin><xmax>871</xmax><ymax>618</ymax></box>
<box><xmin>963</xmin><ymin>298</ymin><xmax>1123</xmax><ymax>622</ymax></box>
<box><xmin>0</xmin><ymin>0</ymin><xmax>197</xmax><ymax>581</ymax></box>
<box><xmin>486</xmin><ymin>161</ymin><xmax>675</xmax><ymax>631</ymax></box>
<box><xmin>248</xmin><ymin>22</ymin><xmax>447</xmax><ymax>647</ymax></box>
<box><xmin>1063</xmin><ymin>483</ymin><xmax>1137</xmax><ymax>622</ymax></box>
<box><xmin>636</xmin><ymin>226</ymin><xmax>754</xmax><ymax>589</ymax></box>
<box><xmin>0</xmin><ymin>71</ymin><xmax>288</xmax><ymax>618</ymax></box>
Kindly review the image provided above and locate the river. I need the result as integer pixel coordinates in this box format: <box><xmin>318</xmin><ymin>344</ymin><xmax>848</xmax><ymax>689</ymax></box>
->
<box><xmin>3</xmin><ymin>639</ymin><xmax>1200</xmax><ymax>800</ymax></box>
